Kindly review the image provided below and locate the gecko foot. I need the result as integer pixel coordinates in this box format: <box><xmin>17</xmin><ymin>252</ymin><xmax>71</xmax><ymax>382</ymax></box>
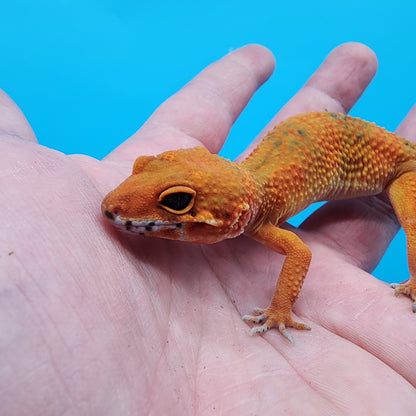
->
<box><xmin>391</xmin><ymin>279</ymin><xmax>416</xmax><ymax>312</ymax></box>
<box><xmin>242</xmin><ymin>307</ymin><xmax>311</xmax><ymax>343</ymax></box>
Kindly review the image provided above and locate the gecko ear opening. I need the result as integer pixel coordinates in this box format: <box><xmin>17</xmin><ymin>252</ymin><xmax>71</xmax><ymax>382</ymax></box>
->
<box><xmin>158</xmin><ymin>186</ymin><xmax>196</xmax><ymax>214</ymax></box>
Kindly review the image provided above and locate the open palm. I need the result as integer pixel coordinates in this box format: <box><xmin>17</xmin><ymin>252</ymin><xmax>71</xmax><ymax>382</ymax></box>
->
<box><xmin>1</xmin><ymin>43</ymin><xmax>415</xmax><ymax>415</ymax></box>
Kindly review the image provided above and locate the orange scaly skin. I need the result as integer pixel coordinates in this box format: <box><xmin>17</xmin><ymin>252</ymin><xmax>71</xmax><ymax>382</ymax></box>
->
<box><xmin>102</xmin><ymin>111</ymin><xmax>416</xmax><ymax>342</ymax></box>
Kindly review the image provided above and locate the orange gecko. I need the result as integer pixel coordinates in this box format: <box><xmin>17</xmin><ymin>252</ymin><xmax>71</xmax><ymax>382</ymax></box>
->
<box><xmin>102</xmin><ymin>111</ymin><xmax>416</xmax><ymax>342</ymax></box>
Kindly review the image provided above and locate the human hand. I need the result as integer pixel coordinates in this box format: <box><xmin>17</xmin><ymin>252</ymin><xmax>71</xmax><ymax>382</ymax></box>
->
<box><xmin>1</xmin><ymin>43</ymin><xmax>415</xmax><ymax>414</ymax></box>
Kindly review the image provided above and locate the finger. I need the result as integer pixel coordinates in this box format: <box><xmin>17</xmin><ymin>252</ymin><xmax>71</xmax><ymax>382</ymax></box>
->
<box><xmin>105</xmin><ymin>44</ymin><xmax>275</xmax><ymax>162</ymax></box>
<box><xmin>239</xmin><ymin>42</ymin><xmax>378</xmax><ymax>159</ymax></box>
<box><xmin>395</xmin><ymin>103</ymin><xmax>416</xmax><ymax>139</ymax></box>
<box><xmin>0</xmin><ymin>89</ymin><xmax>37</xmax><ymax>143</ymax></box>
<box><xmin>301</xmin><ymin>104</ymin><xmax>416</xmax><ymax>272</ymax></box>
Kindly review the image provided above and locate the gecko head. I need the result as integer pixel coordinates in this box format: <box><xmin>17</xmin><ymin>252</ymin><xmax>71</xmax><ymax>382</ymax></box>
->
<box><xmin>101</xmin><ymin>147</ymin><xmax>258</xmax><ymax>244</ymax></box>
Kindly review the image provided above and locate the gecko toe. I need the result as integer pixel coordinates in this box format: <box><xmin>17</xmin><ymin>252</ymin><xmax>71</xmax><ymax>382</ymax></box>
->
<box><xmin>253</xmin><ymin>307</ymin><xmax>265</xmax><ymax>315</ymax></box>
<box><xmin>278</xmin><ymin>324</ymin><xmax>295</xmax><ymax>344</ymax></box>
<box><xmin>242</xmin><ymin>306</ymin><xmax>311</xmax><ymax>342</ymax></box>
<box><xmin>242</xmin><ymin>313</ymin><xmax>266</xmax><ymax>324</ymax></box>
<box><xmin>249</xmin><ymin>324</ymin><xmax>270</xmax><ymax>336</ymax></box>
<box><xmin>391</xmin><ymin>280</ymin><xmax>416</xmax><ymax>312</ymax></box>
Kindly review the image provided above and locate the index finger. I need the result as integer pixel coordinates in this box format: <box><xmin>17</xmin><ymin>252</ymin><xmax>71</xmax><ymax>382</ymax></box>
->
<box><xmin>104</xmin><ymin>44</ymin><xmax>276</xmax><ymax>162</ymax></box>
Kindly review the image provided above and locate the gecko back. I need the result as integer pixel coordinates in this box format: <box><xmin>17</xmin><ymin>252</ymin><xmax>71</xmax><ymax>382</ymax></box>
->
<box><xmin>241</xmin><ymin>112</ymin><xmax>416</xmax><ymax>225</ymax></box>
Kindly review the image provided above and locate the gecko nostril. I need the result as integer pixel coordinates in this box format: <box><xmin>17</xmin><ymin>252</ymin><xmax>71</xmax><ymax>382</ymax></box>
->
<box><xmin>104</xmin><ymin>210</ymin><xmax>114</xmax><ymax>220</ymax></box>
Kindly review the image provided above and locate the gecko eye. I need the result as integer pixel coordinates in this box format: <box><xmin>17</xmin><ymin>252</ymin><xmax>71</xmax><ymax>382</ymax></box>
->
<box><xmin>158</xmin><ymin>186</ymin><xmax>196</xmax><ymax>214</ymax></box>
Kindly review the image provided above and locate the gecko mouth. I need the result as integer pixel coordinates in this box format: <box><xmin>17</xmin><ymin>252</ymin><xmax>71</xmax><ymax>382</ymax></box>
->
<box><xmin>104</xmin><ymin>209</ymin><xmax>183</xmax><ymax>235</ymax></box>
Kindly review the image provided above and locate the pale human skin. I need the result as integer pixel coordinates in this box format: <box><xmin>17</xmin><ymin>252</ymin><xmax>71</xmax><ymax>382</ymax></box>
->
<box><xmin>1</xmin><ymin>43</ymin><xmax>416</xmax><ymax>414</ymax></box>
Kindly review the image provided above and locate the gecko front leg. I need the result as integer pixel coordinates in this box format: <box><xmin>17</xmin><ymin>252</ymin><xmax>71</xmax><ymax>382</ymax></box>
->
<box><xmin>243</xmin><ymin>223</ymin><xmax>312</xmax><ymax>342</ymax></box>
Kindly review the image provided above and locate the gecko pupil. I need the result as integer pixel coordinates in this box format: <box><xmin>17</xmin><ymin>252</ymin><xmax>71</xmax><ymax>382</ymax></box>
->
<box><xmin>161</xmin><ymin>192</ymin><xmax>193</xmax><ymax>211</ymax></box>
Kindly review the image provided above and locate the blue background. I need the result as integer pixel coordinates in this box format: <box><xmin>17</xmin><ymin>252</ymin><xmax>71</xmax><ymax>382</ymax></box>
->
<box><xmin>1</xmin><ymin>0</ymin><xmax>415</xmax><ymax>282</ymax></box>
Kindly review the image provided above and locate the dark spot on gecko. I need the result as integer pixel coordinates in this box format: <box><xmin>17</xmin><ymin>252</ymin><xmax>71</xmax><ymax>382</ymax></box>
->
<box><xmin>104</xmin><ymin>210</ymin><xmax>114</xmax><ymax>220</ymax></box>
<box><xmin>148</xmin><ymin>222</ymin><xmax>155</xmax><ymax>226</ymax></box>
<box><xmin>125</xmin><ymin>220</ymin><xmax>132</xmax><ymax>231</ymax></box>
<box><xmin>273</xmin><ymin>140</ymin><xmax>283</xmax><ymax>147</ymax></box>
<box><xmin>297</xmin><ymin>130</ymin><xmax>307</xmax><ymax>136</ymax></box>
<box><xmin>176</xmin><ymin>223</ymin><xmax>182</xmax><ymax>228</ymax></box>
<box><xmin>145</xmin><ymin>225</ymin><xmax>153</xmax><ymax>231</ymax></box>
<box><xmin>139</xmin><ymin>232</ymin><xmax>145</xmax><ymax>235</ymax></box>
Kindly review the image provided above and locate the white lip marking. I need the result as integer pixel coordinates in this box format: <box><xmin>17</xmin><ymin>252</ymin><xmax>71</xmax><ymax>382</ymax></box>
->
<box><xmin>112</xmin><ymin>215</ymin><xmax>182</xmax><ymax>235</ymax></box>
